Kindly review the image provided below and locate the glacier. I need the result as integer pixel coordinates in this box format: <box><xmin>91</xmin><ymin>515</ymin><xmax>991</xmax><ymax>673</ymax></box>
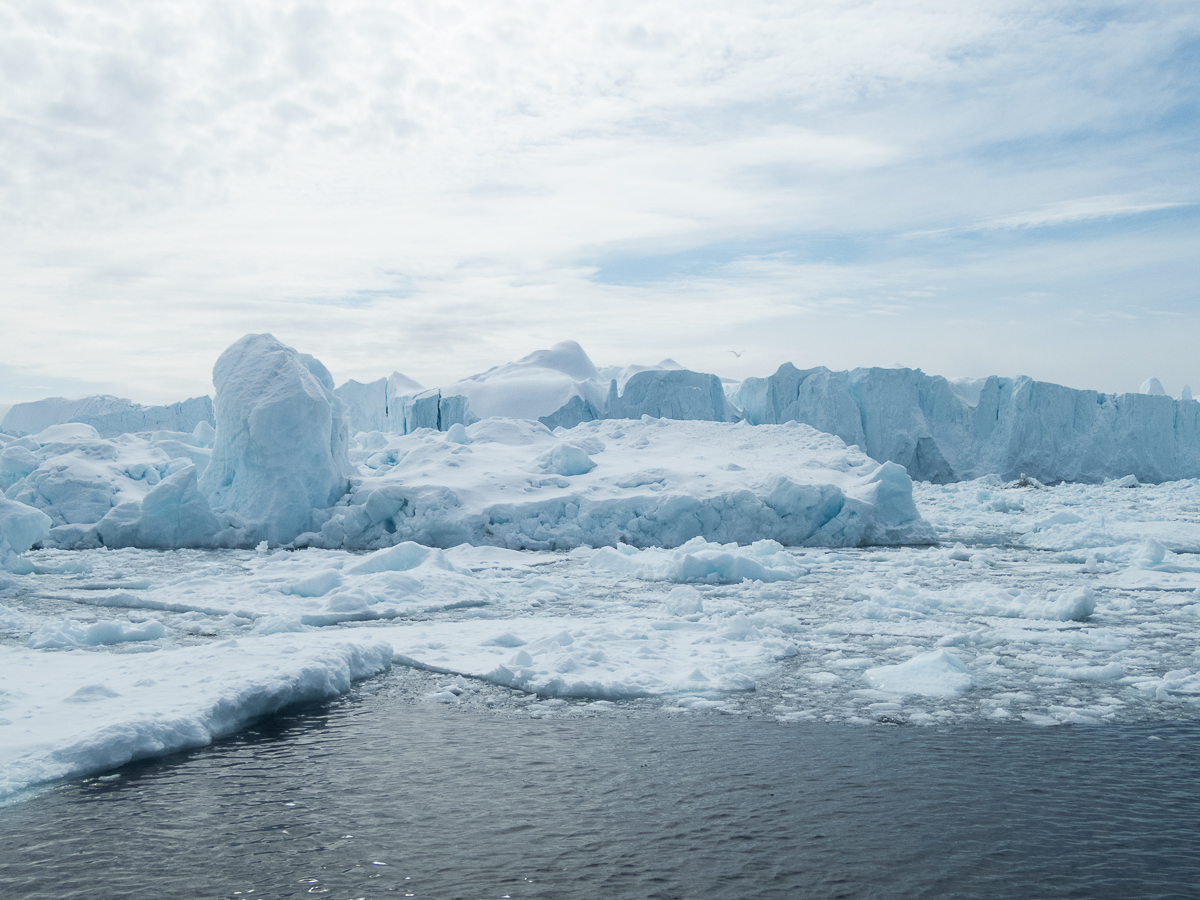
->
<box><xmin>2</xmin><ymin>394</ymin><xmax>214</xmax><ymax>439</ymax></box>
<box><xmin>732</xmin><ymin>364</ymin><xmax>1200</xmax><ymax>484</ymax></box>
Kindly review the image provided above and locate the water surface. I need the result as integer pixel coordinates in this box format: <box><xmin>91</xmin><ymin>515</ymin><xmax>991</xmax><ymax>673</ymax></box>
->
<box><xmin>3</xmin><ymin>673</ymin><xmax>1197</xmax><ymax>899</ymax></box>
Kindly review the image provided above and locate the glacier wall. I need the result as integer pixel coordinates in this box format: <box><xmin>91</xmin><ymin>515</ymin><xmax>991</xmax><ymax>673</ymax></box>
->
<box><xmin>2</xmin><ymin>395</ymin><xmax>214</xmax><ymax>439</ymax></box>
<box><xmin>733</xmin><ymin>364</ymin><xmax>1200</xmax><ymax>484</ymax></box>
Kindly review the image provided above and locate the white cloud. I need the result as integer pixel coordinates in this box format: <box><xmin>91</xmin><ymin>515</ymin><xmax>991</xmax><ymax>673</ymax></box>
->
<box><xmin>0</xmin><ymin>0</ymin><xmax>1197</xmax><ymax>404</ymax></box>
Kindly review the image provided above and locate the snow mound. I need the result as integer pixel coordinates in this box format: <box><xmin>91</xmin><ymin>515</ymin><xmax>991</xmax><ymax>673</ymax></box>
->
<box><xmin>439</xmin><ymin>341</ymin><xmax>606</xmax><ymax>425</ymax></box>
<box><xmin>200</xmin><ymin>334</ymin><xmax>354</xmax><ymax>545</ymax></box>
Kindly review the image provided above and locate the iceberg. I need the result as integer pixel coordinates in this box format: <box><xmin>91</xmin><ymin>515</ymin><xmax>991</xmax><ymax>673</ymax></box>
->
<box><xmin>200</xmin><ymin>334</ymin><xmax>354</xmax><ymax>546</ymax></box>
<box><xmin>2</xmin><ymin>395</ymin><xmax>214</xmax><ymax>439</ymax></box>
<box><xmin>734</xmin><ymin>364</ymin><xmax>1200</xmax><ymax>484</ymax></box>
<box><xmin>313</xmin><ymin>417</ymin><xmax>933</xmax><ymax>551</ymax></box>
<box><xmin>332</xmin><ymin>342</ymin><xmax>734</xmax><ymax>435</ymax></box>
<box><xmin>334</xmin><ymin>371</ymin><xmax>424</xmax><ymax>434</ymax></box>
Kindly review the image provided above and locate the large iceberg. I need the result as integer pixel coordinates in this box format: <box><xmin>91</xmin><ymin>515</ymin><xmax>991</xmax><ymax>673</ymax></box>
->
<box><xmin>734</xmin><ymin>364</ymin><xmax>1200</xmax><ymax>484</ymax></box>
<box><xmin>200</xmin><ymin>334</ymin><xmax>354</xmax><ymax>545</ymax></box>
<box><xmin>2</xmin><ymin>395</ymin><xmax>214</xmax><ymax>439</ymax></box>
<box><xmin>312</xmin><ymin>417</ymin><xmax>933</xmax><ymax>551</ymax></box>
<box><xmin>333</xmin><ymin>342</ymin><xmax>735</xmax><ymax>435</ymax></box>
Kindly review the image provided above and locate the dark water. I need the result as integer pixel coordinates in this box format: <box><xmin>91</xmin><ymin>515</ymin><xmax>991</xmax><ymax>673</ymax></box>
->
<box><xmin>2</xmin><ymin>677</ymin><xmax>1198</xmax><ymax>900</ymax></box>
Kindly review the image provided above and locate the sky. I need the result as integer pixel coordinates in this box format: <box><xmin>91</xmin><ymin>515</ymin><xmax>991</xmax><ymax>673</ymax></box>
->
<box><xmin>1</xmin><ymin>0</ymin><xmax>1198</xmax><ymax>413</ymax></box>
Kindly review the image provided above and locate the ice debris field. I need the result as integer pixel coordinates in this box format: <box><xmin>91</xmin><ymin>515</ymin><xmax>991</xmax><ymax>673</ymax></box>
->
<box><xmin>2</xmin><ymin>334</ymin><xmax>1199</xmax><ymax>802</ymax></box>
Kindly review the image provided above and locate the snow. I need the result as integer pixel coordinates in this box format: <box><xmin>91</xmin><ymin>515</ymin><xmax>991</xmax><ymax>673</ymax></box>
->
<box><xmin>1141</xmin><ymin>377</ymin><xmax>1166</xmax><ymax>396</ymax></box>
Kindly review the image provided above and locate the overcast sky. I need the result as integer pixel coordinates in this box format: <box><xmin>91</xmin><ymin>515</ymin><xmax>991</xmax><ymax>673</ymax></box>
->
<box><xmin>1</xmin><ymin>0</ymin><xmax>1197</xmax><ymax>410</ymax></box>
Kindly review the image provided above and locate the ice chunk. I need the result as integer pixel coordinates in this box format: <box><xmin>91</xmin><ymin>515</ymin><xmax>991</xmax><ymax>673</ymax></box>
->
<box><xmin>589</xmin><ymin>539</ymin><xmax>805</xmax><ymax>583</ymax></box>
<box><xmin>26</xmin><ymin>618</ymin><xmax>170</xmax><ymax>649</ymax></box>
<box><xmin>96</xmin><ymin>465</ymin><xmax>222</xmax><ymax>549</ymax></box>
<box><xmin>864</xmin><ymin>649</ymin><xmax>972</xmax><ymax>696</ymax></box>
<box><xmin>332</xmin><ymin>419</ymin><xmax>932</xmax><ymax>551</ymax></box>
<box><xmin>345</xmin><ymin>541</ymin><xmax>461</xmax><ymax>576</ymax></box>
<box><xmin>606</xmin><ymin>369</ymin><xmax>738</xmax><ymax>422</ymax></box>
<box><xmin>445</xmin><ymin>423</ymin><xmax>471</xmax><ymax>444</ymax></box>
<box><xmin>200</xmin><ymin>334</ymin><xmax>353</xmax><ymax>545</ymax></box>
<box><xmin>0</xmin><ymin>497</ymin><xmax>53</xmax><ymax>558</ymax></box>
<box><xmin>1133</xmin><ymin>538</ymin><xmax>1167</xmax><ymax>568</ymax></box>
<box><xmin>1140</xmin><ymin>377</ymin><xmax>1166</xmax><ymax>396</ymax></box>
<box><xmin>537</xmin><ymin>443</ymin><xmax>595</xmax><ymax>476</ymax></box>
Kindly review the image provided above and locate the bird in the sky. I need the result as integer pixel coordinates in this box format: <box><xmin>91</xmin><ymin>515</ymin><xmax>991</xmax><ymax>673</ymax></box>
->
<box><xmin>729</xmin><ymin>350</ymin><xmax>743</xmax><ymax>357</ymax></box>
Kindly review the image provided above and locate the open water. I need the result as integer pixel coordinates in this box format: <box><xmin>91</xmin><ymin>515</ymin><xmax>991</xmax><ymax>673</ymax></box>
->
<box><xmin>1</xmin><ymin>671</ymin><xmax>1197</xmax><ymax>900</ymax></box>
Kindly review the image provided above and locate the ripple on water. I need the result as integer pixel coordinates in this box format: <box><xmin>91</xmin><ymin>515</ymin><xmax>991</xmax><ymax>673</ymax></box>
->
<box><xmin>1</xmin><ymin>671</ymin><xmax>1198</xmax><ymax>899</ymax></box>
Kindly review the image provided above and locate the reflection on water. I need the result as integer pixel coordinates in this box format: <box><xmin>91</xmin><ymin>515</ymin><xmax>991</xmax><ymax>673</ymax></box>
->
<box><xmin>2</xmin><ymin>672</ymin><xmax>1198</xmax><ymax>899</ymax></box>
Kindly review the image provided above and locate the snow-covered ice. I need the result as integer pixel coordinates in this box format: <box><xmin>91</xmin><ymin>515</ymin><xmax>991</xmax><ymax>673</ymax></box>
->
<box><xmin>6</xmin><ymin>395</ymin><xmax>933</xmax><ymax>552</ymax></box>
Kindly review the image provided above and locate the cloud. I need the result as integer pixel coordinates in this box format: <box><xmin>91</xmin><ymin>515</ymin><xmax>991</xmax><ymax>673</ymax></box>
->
<box><xmin>0</xmin><ymin>0</ymin><xmax>1197</xmax><ymax>404</ymax></box>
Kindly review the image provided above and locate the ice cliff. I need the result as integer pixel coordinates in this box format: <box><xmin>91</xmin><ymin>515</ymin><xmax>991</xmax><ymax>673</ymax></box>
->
<box><xmin>733</xmin><ymin>364</ymin><xmax>1200</xmax><ymax>484</ymax></box>
<box><xmin>2</xmin><ymin>395</ymin><xmax>214</xmax><ymax>438</ymax></box>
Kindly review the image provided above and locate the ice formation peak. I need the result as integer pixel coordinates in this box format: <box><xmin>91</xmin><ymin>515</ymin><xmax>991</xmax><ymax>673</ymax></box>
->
<box><xmin>511</xmin><ymin>341</ymin><xmax>599</xmax><ymax>382</ymax></box>
<box><xmin>1141</xmin><ymin>377</ymin><xmax>1167</xmax><ymax>396</ymax></box>
<box><xmin>200</xmin><ymin>334</ymin><xmax>353</xmax><ymax>545</ymax></box>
